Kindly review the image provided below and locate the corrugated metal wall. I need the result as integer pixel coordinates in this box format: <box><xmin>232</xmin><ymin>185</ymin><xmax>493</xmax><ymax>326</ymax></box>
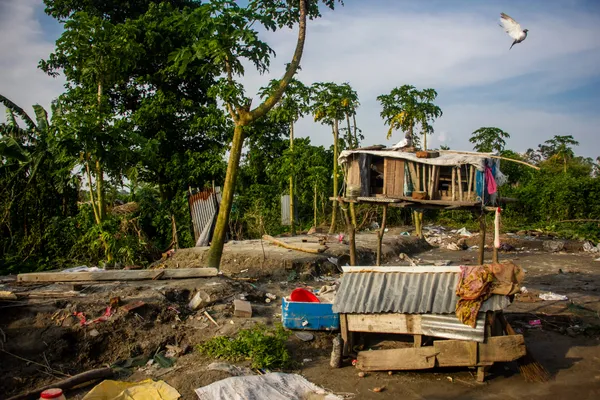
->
<box><xmin>188</xmin><ymin>187</ymin><xmax>222</xmax><ymax>247</ymax></box>
<box><xmin>280</xmin><ymin>195</ymin><xmax>298</xmax><ymax>226</ymax></box>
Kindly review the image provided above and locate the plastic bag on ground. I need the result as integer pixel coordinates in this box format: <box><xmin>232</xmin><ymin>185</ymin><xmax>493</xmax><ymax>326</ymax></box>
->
<box><xmin>83</xmin><ymin>379</ymin><xmax>180</xmax><ymax>400</ymax></box>
<box><xmin>539</xmin><ymin>292</ymin><xmax>568</xmax><ymax>301</ymax></box>
<box><xmin>456</xmin><ymin>227</ymin><xmax>472</xmax><ymax>237</ymax></box>
<box><xmin>194</xmin><ymin>372</ymin><xmax>342</xmax><ymax>400</ymax></box>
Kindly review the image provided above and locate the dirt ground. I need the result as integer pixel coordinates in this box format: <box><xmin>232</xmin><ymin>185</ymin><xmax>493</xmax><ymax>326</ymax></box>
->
<box><xmin>2</xmin><ymin>229</ymin><xmax>600</xmax><ymax>399</ymax></box>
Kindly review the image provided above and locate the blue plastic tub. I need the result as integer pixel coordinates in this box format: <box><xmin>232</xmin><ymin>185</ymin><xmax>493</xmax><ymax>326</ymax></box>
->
<box><xmin>281</xmin><ymin>297</ymin><xmax>340</xmax><ymax>331</ymax></box>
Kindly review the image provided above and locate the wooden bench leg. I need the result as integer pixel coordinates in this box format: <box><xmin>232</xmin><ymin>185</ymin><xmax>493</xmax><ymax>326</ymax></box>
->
<box><xmin>414</xmin><ymin>334</ymin><xmax>423</xmax><ymax>348</ymax></box>
<box><xmin>477</xmin><ymin>365</ymin><xmax>490</xmax><ymax>382</ymax></box>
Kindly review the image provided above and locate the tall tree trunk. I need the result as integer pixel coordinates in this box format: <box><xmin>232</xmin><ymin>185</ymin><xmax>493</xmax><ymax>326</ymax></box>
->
<box><xmin>352</xmin><ymin>114</ymin><xmax>359</xmax><ymax>149</ymax></box>
<box><xmin>423</xmin><ymin>133</ymin><xmax>427</xmax><ymax>151</ymax></box>
<box><xmin>329</xmin><ymin>121</ymin><xmax>339</xmax><ymax>234</ymax></box>
<box><xmin>289</xmin><ymin>121</ymin><xmax>295</xmax><ymax>235</ymax></box>
<box><xmin>207</xmin><ymin>124</ymin><xmax>245</xmax><ymax>268</ymax></box>
<box><xmin>563</xmin><ymin>155</ymin><xmax>567</xmax><ymax>173</ymax></box>
<box><xmin>406</xmin><ymin>123</ymin><xmax>414</xmax><ymax>147</ymax></box>
<box><xmin>171</xmin><ymin>214</ymin><xmax>179</xmax><ymax>249</ymax></box>
<box><xmin>345</xmin><ymin>112</ymin><xmax>353</xmax><ymax>149</ymax></box>
<box><xmin>95</xmin><ymin>159</ymin><xmax>105</xmax><ymax>222</ymax></box>
<box><xmin>85</xmin><ymin>159</ymin><xmax>101</xmax><ymax>225</ymax></box>
<box><xmin>313</xmin><ymin>182</ymin><xmax>317</xmax><ymax>229</ymax></box>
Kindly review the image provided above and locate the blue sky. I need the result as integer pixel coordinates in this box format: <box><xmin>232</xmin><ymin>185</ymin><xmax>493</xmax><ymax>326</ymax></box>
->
<box><xmin>1</xmin><ymin>0</ymin><xmax>599</xmax><ymax>158</ymax></box>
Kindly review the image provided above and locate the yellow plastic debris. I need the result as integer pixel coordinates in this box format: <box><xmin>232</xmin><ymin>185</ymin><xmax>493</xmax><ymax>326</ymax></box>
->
<box><xmin>82</xmin><ymin>379</ymin><xmax>181</xmax><ymax>400</ymax></box>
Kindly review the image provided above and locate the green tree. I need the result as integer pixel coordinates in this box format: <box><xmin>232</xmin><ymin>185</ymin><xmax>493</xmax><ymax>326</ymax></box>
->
<box><xmin>170</xmin><ymin>0</ymin><xmax>342</xmax><ymax>268</ymax></box>
<box><xmin>469</xmin><ymin>127</ymin><xmax>510</xmax><ymax>153</ymax></box>
<box><xmin>0</xmin><ymin>95</ymin><xmax>79</xmax><ymax>273</ymax></box>
<box><xmin>260</xmin><ymin>78</ymin><xmax>311</xmax><ymax>235</ymax></box>
<box><xmin>538</xmin><ymin>135</ymin><xmax>580</xmax><ymax>173</ymax></box>
<box><xmin>377</xmin><ymin>85</ymin><xmax>442</xmax><ymax>150</ymax></box>
<box><xmin>311</xmin><ymin>82</ymin><xmax>350</xmax><ymax>233</ymax></box>
<box><xmin>338</xmin><ymin>83</ymin><xmax>360</xmax><ymax>149</ymax></box>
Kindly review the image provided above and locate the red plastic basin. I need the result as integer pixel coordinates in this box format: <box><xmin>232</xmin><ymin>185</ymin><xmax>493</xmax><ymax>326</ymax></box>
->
<box><xmin>290</xmin><ymin>288</ymin><xmax>320</xmax><ymax>303</ymax></box>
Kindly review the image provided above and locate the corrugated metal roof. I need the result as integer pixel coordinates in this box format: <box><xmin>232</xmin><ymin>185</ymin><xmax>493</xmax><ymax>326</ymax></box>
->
<box><xmin>332</xmin><ymin>271</ymin><xmax>509</xmax><ymax>314</ymax></box>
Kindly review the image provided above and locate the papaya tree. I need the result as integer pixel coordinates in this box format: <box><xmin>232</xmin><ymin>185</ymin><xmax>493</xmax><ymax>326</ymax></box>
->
<box><xmin>311</xmin><ymin>82</ymin><xmax>349</xmax><ymax>233</ymax></box>
<box><xmin>377</xmin><ymin>85</ymin><xmax>442</xmax><ymax>150</ymax></box>
<box><xmin>469</xmin><ymin>127</ymin><xmax>510</xmax><ymax>153</ymax></box>
<box><xmin>259</xmin><ymin>78</ymin><xmax>311</xmax><ymax>235</ymax></box>
<box><xmin>169</xmin><ymin>0</ymin><xmax>343</xmax><ymax>268</ymax></box>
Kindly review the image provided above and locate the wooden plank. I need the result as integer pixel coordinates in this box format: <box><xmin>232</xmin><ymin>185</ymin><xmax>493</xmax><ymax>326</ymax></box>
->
<box><xmin>407</xmin><ymin>162</ymin><xmax>419</xmax><ymax>192</ymax></box>
<box><xmin>434</xmin><ymin>340</ymin><xmax>478</xmax><ymax>367</ymax></box>
<box><xmin>346</xmin><ymin>158</ymin><xmax>361</xmax><ymax>197</ymax></box>
<box><xmin>415</xmin><ymin>162</ymin><xmax>421</xmax><ymax>191</ymax></box>
<box><xmin>346</xmin><ymin>313</ymin><xmax>423</xmax><ymax>334</ymax></box>
<box><xmin>356</xmin><ymin>347</ymin><xmax>437</xmax><ymax>371</ymax></box>
<box><xmin>383</xmin><ymin>158</ymin><xmax>395</xmax><ymax>196</ymax></box>
<box><xmin>17</xmin><ymin>268</ymin><xmax>219</xmax><ymax>282</ymax></box>
<box><xmin>394</xmin><ymin>160</ymin><xmax>405</xmax><ymax>196</ymax></box>
<box><xmin>342</xmin><ymin>266</ymin><xmax>460</xmax><ymax>273</ymax></box>
<box><xmin>340</xmin><ymin>314</ymin><xmax>350</xmax><ymax>356</ymax></box>
<box><xmin>358</xmin><ymin>153</ymin><xmax>371</xmax><ymax>196</ymax></box>
<box><xmin>434</xmin><ymin>336</ymin><xmax>526</xmax><ymax>367</ymax></box>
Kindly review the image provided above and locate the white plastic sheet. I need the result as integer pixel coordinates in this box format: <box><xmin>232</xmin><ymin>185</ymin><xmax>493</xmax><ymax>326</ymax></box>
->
<box><xmin>195</xmin><ymin>373</ymin><xmax>342</xmax><ymax>400</ymax></box>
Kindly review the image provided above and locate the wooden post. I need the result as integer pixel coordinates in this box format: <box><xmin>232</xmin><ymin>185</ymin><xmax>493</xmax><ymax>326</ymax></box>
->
<box><xmin>376</xmin><ymin>205</ymin><xmax>388</xmax><ymax>266</ymax></box>
<box><xmin>467</xmin><ymin>165</ymin><xmax>475</xmax><ymax>200</ymax></box>
<box><xmin>338</xmin><ymin>198</ymin><xmax>356</xmax><ymax>266</ymax></box>
<box><xmin>414</xmin><ymin>334</ymin><xmax>423</xmax><ymax>348</ymax></box>
<box><xmin>408</xmin><ymin>162</ymin><xmax>419</xmax><ymax>192</ymax></box>
<box><xmin>422</xmin><ymin>164</ymin><xmax>427</xmax><ymax>196</ymax></box>
<box><xmin>451</xmin><ymin>168</ymin><xmax>456</xmax><ymax>201</ymax></box>
<box><xmin>415</xmin><ymin>163</ymin><xmax>421</xmax><ymax>191</ymax></box>
<box><xmin>478</xmin><ymin>212</ymin><xmax>486</xmax><ymax>265</ymax></box>
<box><xmin>432</xmin><ymin>165</ymin><xmax>439</xmax><ymax>200</ymax></box>
<box><xmin>457</xmin><ymin>166</ymin><xmax>463</xmax><ymax>201</ymax></box>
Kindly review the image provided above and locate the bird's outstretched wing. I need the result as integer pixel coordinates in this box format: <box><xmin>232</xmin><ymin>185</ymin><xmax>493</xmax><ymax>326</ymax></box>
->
<box><xmin>499</xmin><ymin>12</ymin><xmax>522</xmax><ymax>40</ymax></box>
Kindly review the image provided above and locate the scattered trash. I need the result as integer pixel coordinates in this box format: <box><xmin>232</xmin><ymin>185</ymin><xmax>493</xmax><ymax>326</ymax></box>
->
<box><xmin>582</xmin><ymin>241</ymin><xmax>599</xmax><ymax>253</ymax></box>
<box><xmin>303</xmin><ymin>358</ymin><xmax>312</xmax><ymax>363</ymax></box>
<box><xmin>456</xmin><ymin>227</ymin><xmax>472</xmax><ymax>237</ymax></box>
<box><xmin>40</xmin><ymin>388</ymin><xmax>67</xmax><ymax>400</ymax></box>
<box><xmin>369</xmin><ymin>222</ymin><xmax>380</xmax><ymax>230</ymax></box>
<box><xmin>234</xmin><ymin>299</ymin><xmax>253</xmax><ymax>318</ymax></box>
<box><xmin>358</xmin><ymin>372</ymin><xmax>366</xmax><ymax>378</ymax></box>
<box><xmin>266</xmin><ymin>293</ymin><xmax>277</xmax><ymax>301</ymax></box>
<box><xmin>194</xmin><ymin>373</ymin><xmax>343</xmax><ymax>400</ymax></box>
<box><xmin>338</xmin><ymin>233</ymin><xmax>345</xmax><ymax>243</ymax></box>
<box><xmin>499</xmin><ymin>243</ymin><xmax>515</xmax><ymax>252</ymax></box>
<box><xmin>400</xmin><ymin>231</ymin><xmax>410</xmax><ymax>236</ymax></box>
<box><xmin>120</xmin><ymin>300</ymin><xmax>145</xmax><ymax>313</ymax></box>
<box><xmin>520</xmin><ymin>286</ymin><xmax>528</xmax><ymax>294</ymax></box>
<box><xmin>89</xmin><ymin>329</ymin><xmax>100</xmax><ymax>337</ymax></box>
<box><xmin>384</xmin><ymin>228</ymin><xmax>389</xmax><ymax>233</ymax></box>
<box><xmin>446</xmin><ymin>376</ymin><xmax>454</xmax><ymax>383</ymax></box>
<box><xmin>82</xmin><ymin>379</ymin><xmax>180</xmax><ymax>400</ymax></box>
<box><xmin>206</xmin><ymin>362</ymin><xmax>254</xmax><ymax>377</ymax></box>
<box><xmin>543</xmin><ymin>240</ymin><xmax>565</xmax><ymax>253</ymax></box>
<box><xmin>295</xmin><ymin>332</ymin><xmax>314</xmax><ymax>342</ymax></box>
<box><xmin>434</xmin><ymin>260</ymin><xmax>452</xmax><ymax>266</ymax></box>
<box><xmin>154</xmin><ymin>352</ymin><xmax>176</xmax><ymax>368</ymax></box>
<box><xmin>388</xmin><ymin>371</ymin><xmax>393</xmax><ymax>376</ymax></box>
<box><xmin>289</xmin><ymin>288</ymin><xmax>319</xmax><ymax>303</ymax></box>
<box><xmin>62</xmin><ymin>266</ymin><xmax>104</xmax><ymax>273</ymax></box>
<box><xmin>528</xmin><ymin>319</ymin><xmax>542</xmax><ymax>328</ymax></box>
<box><xmin>188</xmin><ymin>290</ymin><xmax>214</xmax><ymax>310</ymax></box>
<box><xmin>539</xmin><ymin>292</ymin><xmax>568</xmax><ymax>301</ymax></box>
<box><xmin>371</xmin><ymin>386</ymin><xmax>386</xmax><ymax>393</ymax></box>
<box><xmin>204</xmin><ymin>310</ymin><xmax>219</xmax><ymax>327</ymax></box>
<box><xmin>240</xmin><ymin>269</ymin><xmax>249</xmax><ymax>273</ymax></box>
<box><xmin>444</xmin><ymin>243</ymin><xmax>461</xmax><ymax>251</ymax></box>
<box><xmin>265</xmin><ymin>298</ymin><xmax>272</xmax><ymax>303</ymax></box>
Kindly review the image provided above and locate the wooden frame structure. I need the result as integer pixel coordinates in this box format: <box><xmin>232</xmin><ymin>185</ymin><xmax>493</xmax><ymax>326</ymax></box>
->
<box><xmin>336</xmin><ymin>149</ymin><xmax>508</xmax><ymax>266</ymax></box>
<box><xmin>339</xmin><ymin>310</ymin><xmax>525</xmax><ymax>381</ymax></box>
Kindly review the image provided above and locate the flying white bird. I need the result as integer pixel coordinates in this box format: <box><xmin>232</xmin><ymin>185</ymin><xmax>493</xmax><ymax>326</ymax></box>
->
<box><xmin>499</xmin><ymin>12</ymin><xmax>528</xmax><ymax>50</ymax></box>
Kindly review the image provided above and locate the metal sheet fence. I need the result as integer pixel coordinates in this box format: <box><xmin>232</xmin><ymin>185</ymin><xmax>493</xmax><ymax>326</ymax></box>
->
<box><xmin>188</xmin><ymin>187</ymin><xmax>221</xmax><ymax>247</ymax></box>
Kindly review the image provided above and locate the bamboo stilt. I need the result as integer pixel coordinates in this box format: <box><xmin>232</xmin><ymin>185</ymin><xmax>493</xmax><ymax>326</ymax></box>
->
<box><xmin>415</xmin><ymin>163</ymin><xmax>421</xmax><ymax>192</ymax></box>
<box><xmin>451</xmin><ymin>168</ymin><xmax>456</xmax><ymax>201</ymax></box>
<box><xmin>458</xmin><ymin>166</ymin><xmax>463</xmax><ymax>201</ymax></box>
<box><xmin>376</xmin><ymin>205</ymin><xmax>388</xmax><ymax>266</ymax></box>
<box><xmin>478</xmin><ymin>213</ymin><xmax>486</xmax><ymax>265</ymax></box>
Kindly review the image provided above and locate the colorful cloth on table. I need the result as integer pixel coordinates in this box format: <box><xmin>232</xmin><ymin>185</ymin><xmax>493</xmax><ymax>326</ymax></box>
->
<box><xmin>455</xmin><ymin>266</ymin><xmax>494</xmax><ymax>328</ymax></box>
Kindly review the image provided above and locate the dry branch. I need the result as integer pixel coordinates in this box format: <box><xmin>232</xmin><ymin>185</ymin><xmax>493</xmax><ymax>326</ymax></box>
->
<box><xmin>262</xmin><ymin>234</ymin><xmax>327</xmax><ymax>254</ymax></box>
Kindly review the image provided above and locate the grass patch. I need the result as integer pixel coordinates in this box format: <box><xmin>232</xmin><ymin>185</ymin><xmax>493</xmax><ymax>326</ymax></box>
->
<box><xmin>196</xmin><ymin>324</ymin><xmax>292</xmax><ymax>369</ymax></box>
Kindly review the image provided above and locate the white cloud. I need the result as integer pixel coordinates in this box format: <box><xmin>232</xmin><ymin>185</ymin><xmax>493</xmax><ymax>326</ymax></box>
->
<box><xmin>0</xmin><ymin>0</ymin><xmax>64</xmax><ymax>122</ymax></box>
<box><xmin>238</xmin><ymin>3</ymin><xmax>600</xmax><ymax>158</ymax></box>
